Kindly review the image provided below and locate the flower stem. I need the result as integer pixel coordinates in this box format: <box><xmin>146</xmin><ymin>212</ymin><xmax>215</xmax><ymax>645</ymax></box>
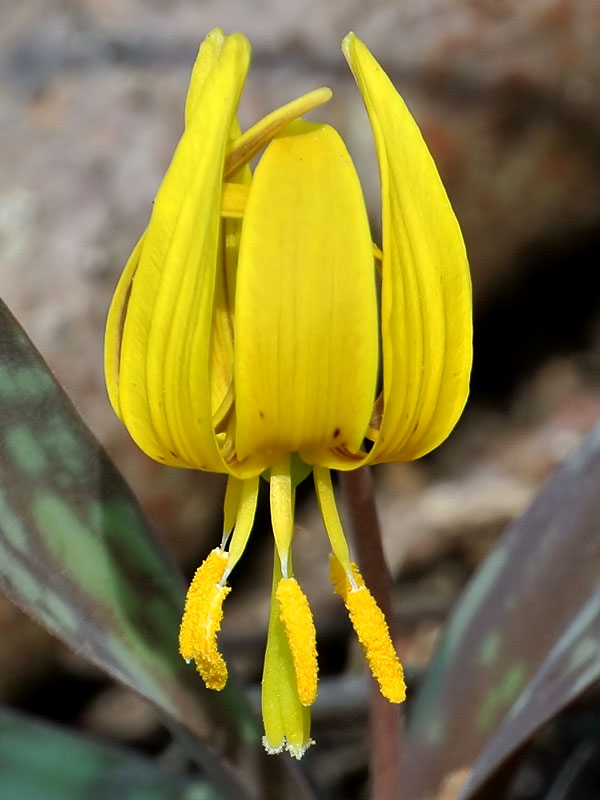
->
<box><xmin>340</xmin><ymin>467</ymin><xmax>404</xmax><ymax>800</ymax></box>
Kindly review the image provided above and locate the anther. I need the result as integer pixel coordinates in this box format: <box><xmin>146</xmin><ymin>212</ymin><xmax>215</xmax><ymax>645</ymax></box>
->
<box><xmin>179</xmin><ymin>548</ymin><xmax>231</xmax><ymax>690</ymax></box>
<box><xmin>276</xmin><ymin>578</ymin><xmax>318</xmax><ymax>706</ymax></box>
<box><xmin>329</xmin><ymin>555</ymin><xmax>406</xmax><ymax>703</ymax></box>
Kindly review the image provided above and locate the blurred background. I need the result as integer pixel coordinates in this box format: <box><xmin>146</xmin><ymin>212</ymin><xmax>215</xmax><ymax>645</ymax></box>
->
<box><xmin>1</xmin><ymin>1</ymin><xmax>600</xmax><ymax>798</ymax></box>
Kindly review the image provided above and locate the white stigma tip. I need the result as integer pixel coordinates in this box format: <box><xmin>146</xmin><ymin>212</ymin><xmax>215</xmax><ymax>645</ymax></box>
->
<box><xmin>262</xmin><ymin>736</ymin><xmax>284</xmax><ymax>755</ymax></box>
<box><xmin>286</xmin><ymin>739</ymin><xmax>315</xmax><ymax>760</ymax></box>
<box><xmin>262</xmin><ymin>735</ymin><xmax>314</xmax><ymax>759</ymax></box>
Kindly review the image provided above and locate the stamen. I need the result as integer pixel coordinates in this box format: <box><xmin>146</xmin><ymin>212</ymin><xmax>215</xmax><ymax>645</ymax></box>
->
<box><xmin>270</xmin><ymin>456</ymin><xmax>295</xmax><ymax>570</ymax></box>
<box><xmin>225</xmin><ymin>87</ymin><xmax>332</xmax><ymax>179</ymax></box>
<box><xmin>223</xmin><ymin>475</ymin><xmax>260</xmax><ymax>579</ymax></box>
<box><xmin>262</xmin><ymin>550</ymin><xmax>313</xmax><ymax>758</ymax></box>
<box><xmin>222</xmin><ymin>475</ymin><xmax>243</xmax><ymax>548</ymax></box>
<box><xmin>179</xmin><ymin>548</ymin><xmax>231</xmax><ymax>690</ymax></box>
<box><xmin>276</xmin><ymin>578</ymin><xmax>318</xmax><ymax>706</ymax></box>
<box><xmin>314</xmin><ymin>466</ymin><xmax>353</xmax><ymax>575</ymax></box>
<box><xmin>329</xmin><ymin>552</ymin><xmax>362</xmax><ymax>598</ymax></box>
<box><xmin>330</xmin><ymin>555</ymin><xmax>406</xmax><ymax>703</ymax></box>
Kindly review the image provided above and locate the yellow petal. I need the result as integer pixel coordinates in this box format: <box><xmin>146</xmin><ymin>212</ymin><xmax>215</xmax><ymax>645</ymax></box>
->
<box><xmin>184</xmin><ymin>27</ymin><xmax>226</xmax><ymax>125</ymax></box>
<box><xmin>104</xmin><ymin>232</ymin><xmax>145</xmax><ymax>421</ymax></box>
<box><xmin>225</xmin><ymin>87</ymin><xmax>332</xmax><ymax>178</ymax></box>
<box><xmin>234</xmin><ymin>121</ymin><xmax>378</xmax><ymax>470</ymax></box>
<box><xmin>214</xmin><ymin>87</ymin><xmax>333</xmax><ymax>431</ymax></box>
<box><xmin>343</xmin><ymin>33</ymin><xmax>472</xmax><ymax>462</ymax></box>
<box><xmin>209</xmin><ymin>117</ymin><xmax>251</xmax><ymax>432</ymax></box>
<box><xmin>220</xmin><ymin>183</ymin><xmax>250</xmax><ymax>218</ymax></box>
<box><xmin>111</xmin><ymin>31</ymin><xmax>251</xmax><ymax>470</ymax></box>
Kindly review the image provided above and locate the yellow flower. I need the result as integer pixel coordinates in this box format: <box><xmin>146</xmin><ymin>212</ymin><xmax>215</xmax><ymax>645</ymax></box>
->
<box><xmin>105</xmin><ymin>28</ymin><xmax>472</xmax><ymax>758</ymax></box>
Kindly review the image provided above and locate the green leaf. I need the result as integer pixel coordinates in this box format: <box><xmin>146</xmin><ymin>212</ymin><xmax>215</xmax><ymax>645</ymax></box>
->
<box><xmin>403</xmin><ymin>422</ymin><xmax>600</xmax><ymax>800</ymax></box>
<box><xmin>0</xmin><ymin>705</ymin><xmax>222</xmax><ymax>800</ymax></box>
<box><xmin>0</xmin><ymin>300</ymin><xmax>315</xmax><ymax>800</ymax></box>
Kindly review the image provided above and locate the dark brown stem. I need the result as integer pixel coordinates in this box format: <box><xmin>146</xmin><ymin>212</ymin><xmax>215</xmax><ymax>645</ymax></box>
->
<box><xmin>340</xmin><ymin>467</ymin><xmax>404</xmax><ymax>800</ymax></box>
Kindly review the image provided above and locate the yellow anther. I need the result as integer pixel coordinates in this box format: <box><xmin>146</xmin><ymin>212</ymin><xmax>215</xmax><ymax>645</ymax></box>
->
<box><xmin>179</xmin><ymin>548</ymin><xmax>231</xmax><ymax>690</ymax></box>
<box><xmin>192</xmin><ymin>582</ymin><xmax>230</xmax><ymax>689</ymax></box>
<box><xmin>276</xmin><ymin>578</ymin><xmax>318</xmax><ymax>706</ymax></box>
<box><xmin>330</xmin><ymin>555</ymin><xmax>406</xmax><ymax>703</ymax></box>
<box><xmin>329</xmin><ymin>553</ymin><xmax>363</xmax><ymax>599</ymax></box>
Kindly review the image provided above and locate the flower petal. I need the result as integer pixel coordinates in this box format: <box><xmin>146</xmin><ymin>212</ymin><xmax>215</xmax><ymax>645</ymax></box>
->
<box><xmin>224</xmin><ymin>87</ymin><xmax>332</xmax><ymax>178</ymax></box>
<box><xmin>104</xmin><ymin>232</ymin><xmax>145</xmax><ymax>421</ymax></box>
<box><xmin>184</xmin><ymin>27</ymin><xmax>227</xmax><ymax>125</ymax></box>
<box><xmin>110</xmin><ymin>31</ymin><xmax>251</xmax><ymax>469</ymax></box>
<box><xmin>343</xmin><ymin>33</ymin><xmax>472</xmax><ymax>462</ymax></box>
<box><xmin>234</xmin><ymin>121</ymin><xmax>378</xmax><ymax>470</ymax></box>
<box><xmin>210</xmin><ymin>118</ymin><xmax>251</xmax><ymax>432</ymax></box>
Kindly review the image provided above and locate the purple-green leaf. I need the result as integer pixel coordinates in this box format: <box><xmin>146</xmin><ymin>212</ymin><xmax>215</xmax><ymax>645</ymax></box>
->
<box><xmin>0</xmin><ymin>300</ymin><xmax>314</xmax><ymax>800</ymax></box>
<box><xmin>403</xmin><ymin>423</ymin><xmax>600</xmax><ymax>800</ymax></box>
<box><xmin>0</xmin><ymin>706</ymin><xmax>219</xmax><ymax>800</ymax></box>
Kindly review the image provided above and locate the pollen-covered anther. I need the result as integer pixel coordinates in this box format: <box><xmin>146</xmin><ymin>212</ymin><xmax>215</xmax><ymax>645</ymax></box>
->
<box><xmin>330</xmin><ymin>555</ymin><xmax>406</xmax><ymax>704</ymax></box>
<box><xmin>276</xmin><ymin>578</ymin><xmax>318</xmax><ymax>706</ymax></box>
<box><xmin>329</xmin><ymin>553</ymin><xmax>363</xmax><ymax>599</ymax></box>
<box><xmin>179</xmin><ymin>548</ymin><xmax>231</xmax><ymax>690</ymax></box>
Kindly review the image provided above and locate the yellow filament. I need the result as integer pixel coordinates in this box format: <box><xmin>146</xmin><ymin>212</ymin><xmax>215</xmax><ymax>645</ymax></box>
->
<box><xmin>179</xmin><ymin>548</ymin><xmax>231</xmax><ymax>690</ymax></box>
<box><xmin>222</xmin><ymin>475</ymin><xmax>243</xmax><ymax>544</ymax></box>
<box><xmin>276</xmin><ymin>578</ymin><xmax>318</xmax><ymax>706</ymax></box>
<box><xmin>330</xmin><ymin>555</ymin><xmax>406</xmax><ymax>703</ymax></box>
<box><xmin>224</xmin><ymin>475</ymin><xmax>260</xmax><ymax>578</ymax></box>
<box><xmin>314</xmin><ymin>466</ymin><xmax>353</xmax><ymax>578</ymax></box>
<box><xmin>270</xmin><ymin>455</ymin><xmax>294</xmax><ymax>574</ymax></box>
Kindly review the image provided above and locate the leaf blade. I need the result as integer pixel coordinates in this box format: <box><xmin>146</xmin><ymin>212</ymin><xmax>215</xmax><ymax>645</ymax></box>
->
<box><xmin>0</xmin><ymin>705</ymin><xmax>221</xmax><ymax>800</ymax></box>
<box><xmin>403</xmin><ymin>422</ymin><xmax>600</xmax><ymax>800</ymax></box>
<box><xmin>0</xmin><ymin>299</ymin><xmax>263</xmax><ymax>798</ymax></box>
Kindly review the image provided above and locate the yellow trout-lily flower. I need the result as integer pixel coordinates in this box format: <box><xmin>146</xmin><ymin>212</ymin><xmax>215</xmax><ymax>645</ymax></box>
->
<box><xmin>105</xmin><ymin>28</ymin><xmax>472</xmax><ymax>758</ymax></box>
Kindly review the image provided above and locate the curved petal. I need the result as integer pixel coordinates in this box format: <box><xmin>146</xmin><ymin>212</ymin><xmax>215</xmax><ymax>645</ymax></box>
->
<box><xmin>184</xmin><ymin>28</ymin><xmax>226</xmax><ymax>125</ymax></box>
<box><xmin>104</xmin><ymin>232</ymin><xmax>145</xmax><ymax>421</ymax></box>
<box><xmin>109</xmin><ymin>31</ymin><xmax>251</xmax><ymax>470</ymax></box>
<box><xmin>343</xmin><ymin>33</ymin><xmax>472</xmax><ymax>463</ymax></box>
<box><xmin>210</xmin><ymin>119</ymin><xmax>251</xmax><ymax>432</ymax></box>
<box><xmin>234</xmin><ymin>121</ymin><xmax>378</xmax><ymax>472</ymax></box>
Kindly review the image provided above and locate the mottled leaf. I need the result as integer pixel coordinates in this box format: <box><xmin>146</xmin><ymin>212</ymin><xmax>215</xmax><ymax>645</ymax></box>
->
<box><xmin>403</xmin><ymin>422</ymin><xmax>600</xmax><ymax>800</ymax></box>
<box><xmin>0</xmin><ymin>705</ymin><xmax>220</xmax><ymax>800</ymax></box>
<box><xmin>0</xmin><ymin>300</ymin><xmax>313</xmax><ymax>800</ymax></box>
<box><xmin>463</xmin><ymin>588</ymin><xmax>600</xmax><ymax>799</ymax></box>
